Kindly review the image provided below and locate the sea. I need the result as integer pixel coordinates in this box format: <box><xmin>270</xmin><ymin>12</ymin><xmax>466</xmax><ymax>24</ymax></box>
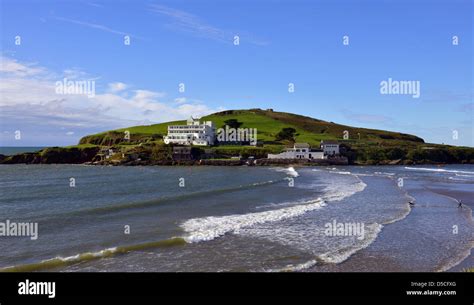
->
<box><xmin>0</xmin><ymin>164</ymin><xmax>472</xmax><ymax>272</ymax></box>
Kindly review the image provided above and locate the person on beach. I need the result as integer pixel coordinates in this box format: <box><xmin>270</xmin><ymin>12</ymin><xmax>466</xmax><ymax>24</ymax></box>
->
<box><xmin>458</xmin><ymin>200</ymin><xmax>463</xmax><ymax>208</ymax></box>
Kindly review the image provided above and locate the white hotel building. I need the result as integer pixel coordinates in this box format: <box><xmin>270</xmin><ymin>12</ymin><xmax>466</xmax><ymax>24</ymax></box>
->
<box><xmin>163</xmin><ymin>117</ymin><xmax>216</xmax><ymax>146</ymax></box>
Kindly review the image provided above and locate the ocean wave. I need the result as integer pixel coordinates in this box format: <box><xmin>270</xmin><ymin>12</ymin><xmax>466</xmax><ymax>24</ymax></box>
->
<box><xmin>448</xmin><ymin>176</ymin><xmax>474</xmax><ymax>182</ymax></box>
<box><xmin>323</xmin><ymin>170</ymin><xmax>368</xmax><ymax>199</ymax></box>
<box><xmin>272</xmin><ymin>259</ymin><xmax>319</xmax><ymax>272</ymax></box>
<box><xmin>317</xmin><ymin>223</ymin><xmax>383</xmax><ymax>264</ymax></box>
<box><xmin>254</xmin><ymin>198</ymin><xmax>318</xmax><ymax>210</ymax></box>
<box><xmin>352</xmin><ymin>173</ymin><xmax>375</xmax><ymax>177</ymax></box>
<box><xmin>0</xmin><ymin>237</ymin><xmax>186</xmax><ymax>272</ymax></box>
<box><xmin>456</xmin><ymin>173</ymin><xmax>474</xmax><ymax>177</ymax></box>
<box><xmin>271</xmin><ymin>223</ymin><xmax>383</xmax><ymax>271</ymax></box>
<box><xmin>272</xmin><ymin>166</ymin><xmax>300</xmax><ymax>177</ymax></box>
<box><xmin>405</xmin><ymin>167</ymin><xmax>474</xmax><ymax>175</ymax></box>
<box><xmin>181</xmin><ymin>198</ymin><xmax>326</xmax><ymax>243</ymax></box>
<box><xmin>330</xmin><ymin>171</ymin><xmax>352</xmax><ymax>175</ymax></box>
<box><xmin>19</xmin><ymin>179</ymin><xmax>283</xmax><ymax>223</ymax></box>
<box><xmin>182</xmin><ymin>172</ymin><xmax>368</xmax><ymax>243</ymax></box>
<box><xmin>322</xmin><ymin>178</ymin><xmax>367</xmax><ymax>202</ymax></box>
<box><xmin>437</xmin><ymin>242</ymin><xmax>474</xmax><ymax>272</ymax></box>
<box><xmin>84</xmin><ymin>179</ymin><xmax>282</xmax><ymax>214</ymax></box>
<box><xmin>374</xmin><ymin>171</ymin><xmax>395</xmax><ymax>176</ymax></box>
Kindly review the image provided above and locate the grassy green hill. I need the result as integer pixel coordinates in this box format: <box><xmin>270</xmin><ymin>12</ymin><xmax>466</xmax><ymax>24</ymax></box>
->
<box><xmin>2</xmin><ymin>109</ymin><xmax>472</xmax><ymax>165</ymax></box>
<box><xmin>79</xmin><ymin>108</ymin><xmax>423</xmax><ymax>147</ymax></box>
<box><xmin>74</xmin><ymin>108</ymin><xmax>474</xmax><ymax>165</ymax></box>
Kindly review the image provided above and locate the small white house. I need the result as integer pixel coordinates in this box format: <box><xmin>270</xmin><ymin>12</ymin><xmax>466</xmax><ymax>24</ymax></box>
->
<box><xmin>164</xmin><ymin>117</ymin><xmax>215</xmax><ymax>146</ymax></box>
<box><xmin>268</xmin><ymin>143</ymin><xmax>324</xmax><ymax>160</ymax></box>
<box><xmin>320</xmin><ymin>140</ymin><xmax>340</xmax><ymax>156</ymax></box>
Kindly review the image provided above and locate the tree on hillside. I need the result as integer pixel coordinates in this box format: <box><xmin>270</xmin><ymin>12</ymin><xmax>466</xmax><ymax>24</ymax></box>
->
<box><xmin>151</xmin><ymin>145</ymin><xmax>173</xmax><ymax>162</ymax></box>
<box><xmin>275</xmin><ymin>127</ymin><xmax>297</xmax><ymax>142</ymax></box>
<box><xmin>223</xmin><ymin>119</ymin><xmax>243</xmax><ymax>129</ymax></box>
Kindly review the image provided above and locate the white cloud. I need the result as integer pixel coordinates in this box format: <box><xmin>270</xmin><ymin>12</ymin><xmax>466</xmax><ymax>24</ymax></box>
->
<box><xmin>174</xmin><ymin>97</ymin><xmax>187</xmax><ymax>104</ymax></box>
<box><xmin>0</xmin><ymin>56</ymin><xmax>223</xmax><ymax>145</ymax></box>
<box><xmin>148</xmin><ymin>4</ymin><xmax>268</xmax><ymax>46</ymax></box>
<box><xmin>133</xmin><ymin>89</ymin><xmax>166</xmax><ymax>101</ymax></box>
<box><xmin>54</xmin><ymin>16</ymin><xmax>143</xmax><ymax>39</ymax></box>
<box><xmin>0</xmin><ymin>57</ymin><xmax>45</xmax><ymax>77</ymax></box>
<box><xmin>107</xmin><ymin>82</ymin><xmax>128</xmax><ymax>93</ymax></box>
<box><xmin>63</xmin><ymin>68</ymin><xmax>96</xmax><ymax>80</ymax></box>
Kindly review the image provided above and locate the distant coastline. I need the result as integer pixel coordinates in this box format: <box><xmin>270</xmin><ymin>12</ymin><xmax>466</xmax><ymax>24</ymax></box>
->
<box><xmin>0</xmin><ymin>146</ymin><xmax>470</xmax><ymax>167</ymax></box>
<box><xmin>0</xmin><ymin>147</ymin><xmax>45</xmax><ymax>156</ymax></box>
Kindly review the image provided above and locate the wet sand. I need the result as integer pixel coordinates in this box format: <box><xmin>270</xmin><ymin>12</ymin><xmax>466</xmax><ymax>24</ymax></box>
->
<box><xmin>310</xmin><ymin>185</ymin><xmax>474</xmax><ymax>272</ymax></box>
<box><xmin>425</xmin><ymin>187</ymin><xmax>474</xmax><ymax>272</ymax></box>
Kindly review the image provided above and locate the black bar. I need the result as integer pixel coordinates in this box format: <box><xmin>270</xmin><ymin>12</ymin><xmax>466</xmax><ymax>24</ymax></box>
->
<box><xmin>0</xmin><ymin>272</ymin><xmax>473</xmax><ymax>302</ymax></box>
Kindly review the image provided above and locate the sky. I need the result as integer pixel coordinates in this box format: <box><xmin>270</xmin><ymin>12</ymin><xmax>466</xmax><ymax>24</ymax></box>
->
<box><xmin>0</xmin><ymin>0</ymin><xmax>472</xmax><ymax>147</ymax></box>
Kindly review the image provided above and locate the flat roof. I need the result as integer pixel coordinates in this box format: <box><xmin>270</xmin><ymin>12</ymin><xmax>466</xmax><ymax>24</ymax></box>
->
<box><xmin>293</xmin><ymin>143</ymin><xmax>310</xmax><ymax>148</ymax></box>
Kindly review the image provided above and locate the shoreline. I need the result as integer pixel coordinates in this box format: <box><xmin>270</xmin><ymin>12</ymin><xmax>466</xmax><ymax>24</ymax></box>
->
<box><xmin>0</xmin><ymin>162</ymin><xmax>471</xmax><ymax>167</ymax></box>
<box><xmin>1</xmin><ymin>157</ymin><xmax>471</xmax><ymax>167</ymax></box>
<box><xmin>423</xmin><ymin>187</ymin><xmax>474</xmax><ymax>272</ymax></box>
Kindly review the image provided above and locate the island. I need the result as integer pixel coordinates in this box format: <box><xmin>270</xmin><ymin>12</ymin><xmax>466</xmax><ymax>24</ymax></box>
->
<box><xmin>1</xmin><ymin>109</ymin><xmax>473</xmax><ymax>166</ymax></box>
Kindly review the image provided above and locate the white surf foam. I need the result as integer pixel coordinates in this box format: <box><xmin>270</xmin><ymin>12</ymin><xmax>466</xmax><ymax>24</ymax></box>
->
<box><xmin>437</xmin><ymin>243</ymin><xmax>474</xmax><ymax>272</ymax></box>
<box><xmin>456</xmin><ymin>173</ymin><xmax>474</xmax><ymax>177</ymax></box>
<box><xmin>182</xmin><ymin>169</ymin><xmax>368</xmax><ymax>244</ymax></box>
<box><xmin>270</xmin><ymin>223</ymin><xmax>383</xmax><ymax>271</ymax></box>
<box><xmin>322</xmin><ymin>178</ymin><xmax>367</xmax><ymax>202</ymax></box>
<box><xmin>331</xmin><ymin>171</ymin><xmax>352</xmax><ymax>175</ymax></box>
<box><xmin>272</xmin><ymin>166</ymin><xmax>300</xmax><ymax>177</ymax></box>
<box><xmin>271</xmin><ymin>259</ymin><xmax>319</xmax><ymax>272</ymax></box>
<box><xmin>405</xmin><ymin>167</ymin><xmax>474</xmax><ymax>175</ymax></box>
<box><xmin>182</xmin><ymin>198</ymin><xmax>326</xmax><ymax>243</ymax></box>
<box><xmin>449</xmin><ymin>176</ymin><xmax>472</xmax><ymax>181</ymax></box>
<box><xmin>317</xmin><ymin>223</ymin><xmax>383</xmax><ymax>264</ymax></box>
<box><xmin>374</xmin><ymin>171</ymin><xmax>395</xmax><ymax>176</ymax></box>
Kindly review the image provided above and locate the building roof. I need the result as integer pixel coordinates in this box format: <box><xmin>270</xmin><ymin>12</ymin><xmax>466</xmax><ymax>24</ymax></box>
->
<box><xmin>293</xmin><ymin>143</ymin><xmax>310</xmax><ymax>148</ymax></box>
<box><xmin>320</xmin><ymin>140</ymin><xmax>339</xmax><ymax>145</ymax></box>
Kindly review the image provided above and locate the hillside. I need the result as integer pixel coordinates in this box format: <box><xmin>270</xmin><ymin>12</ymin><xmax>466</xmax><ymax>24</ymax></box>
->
<box><xmin>79</xmin><ymin>108</ymin><xmax>424</xmax><ymax>147</ymax></box>
<box><xmin>2</xmin><ymin>109</ymin><xmax>473</xmax><ymax>165</ymax></box>
<box><xmin>73</xmin><ymin>108</ymin><xmax>473</xmax><ymax>165</ymax></box>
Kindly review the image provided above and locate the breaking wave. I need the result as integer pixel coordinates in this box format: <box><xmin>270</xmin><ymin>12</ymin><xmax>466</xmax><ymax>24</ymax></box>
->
<box><xmin>181</xmin><ymin>198</ymin><xmax>326</xmax><ymax>243</ymax></box>
<box><xmin>322</xmin><ymin>177</ymin><xmax>367</xmax><ymax>202</ymax></box>
<box><xmin>0</xmin><ymin>237</ymin><xmax>186</xmax><ymax>272</ymax></box>
<box><xmin>404</xmin><ymin>167</ymin><xmax>474</xmax><ymax>175</ymax></box>
<box><xmin>181</xmin><ymin>171</ymin><xmax>367</xmax><ymax>243</ymax></box>
<box><xmin>271</xmin><ymin>223</ymin><xmax>383</xmax><ymax>271</ymax></box>
<box><xmin>272</xmin><ymin>166</ymin><xmax>300</xmax><ymax>177</ymax></box>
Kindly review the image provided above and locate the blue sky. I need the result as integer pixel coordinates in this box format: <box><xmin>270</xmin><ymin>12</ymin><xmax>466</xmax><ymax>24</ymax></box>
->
<box><xmin>0</xmin><ymin>0</ymin><xmax>472</xmax><ymax>146</ymax></box>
